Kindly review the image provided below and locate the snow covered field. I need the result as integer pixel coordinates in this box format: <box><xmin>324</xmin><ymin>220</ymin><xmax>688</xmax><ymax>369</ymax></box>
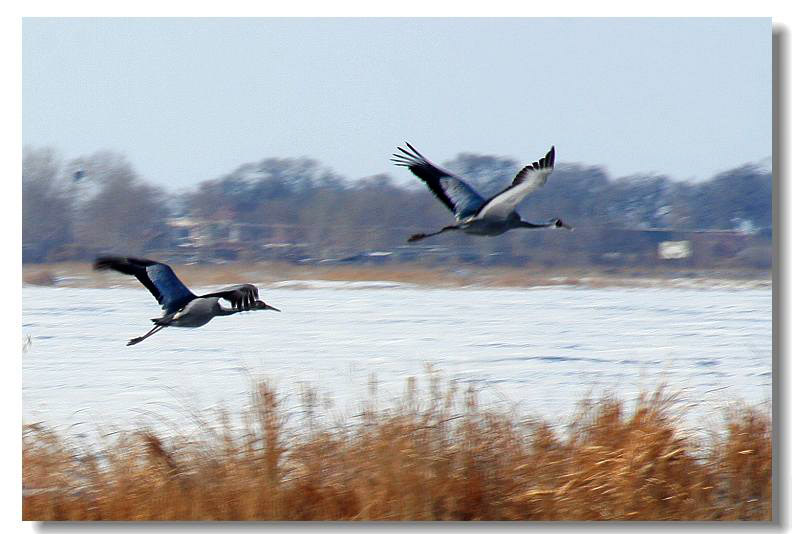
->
<box><xmin>22</xmin><ymin>283</ymin><xmax>771</xmax><ymax>436</ymax></box>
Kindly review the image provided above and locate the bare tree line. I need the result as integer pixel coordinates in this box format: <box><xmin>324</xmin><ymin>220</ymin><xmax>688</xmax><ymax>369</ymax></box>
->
<box><xmin>22</xmin><ymin>146</ymin><xmax>771</xmax><ymax>270</ymax></box>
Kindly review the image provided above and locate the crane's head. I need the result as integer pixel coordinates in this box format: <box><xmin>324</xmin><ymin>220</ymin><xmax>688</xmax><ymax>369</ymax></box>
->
<box><xmin>552</xmin><ymin>218</ymin><xmax>573</xmax><ymax>231</ymax></box>
<box><xmin>254</xmin><ymin>300</ymin><xmax>281</xmax><ymax>312</ymax></box>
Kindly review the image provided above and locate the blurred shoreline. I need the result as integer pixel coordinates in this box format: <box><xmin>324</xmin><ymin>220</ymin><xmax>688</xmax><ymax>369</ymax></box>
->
<box><xmin>23</xmin><ymin>262</ymin><xmax>772</xmax><ymax>291</ymax></box>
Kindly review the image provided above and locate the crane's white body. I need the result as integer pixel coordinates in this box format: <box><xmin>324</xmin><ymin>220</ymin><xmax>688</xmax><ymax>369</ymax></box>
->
<box><xmin>457</xmin><ymin>215</ymin><xmax>523</xmax><ymax>236</ymax></box>
<box><xmin>158</xmin><ymin>297</ymin><xmax>228</xmax><ymax>328</ymax></box>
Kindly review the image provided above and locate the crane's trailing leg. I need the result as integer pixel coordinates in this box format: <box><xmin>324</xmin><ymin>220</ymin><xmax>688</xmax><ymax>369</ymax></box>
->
<box><xmin>128</xmin><ymin>324</ymin><xmax>167</xmax><ymax>346</ymax></box>
<box><xmin>408</xmin><ymin>225</ymin><xmax>460</xmax><ymax>243</ymax></box>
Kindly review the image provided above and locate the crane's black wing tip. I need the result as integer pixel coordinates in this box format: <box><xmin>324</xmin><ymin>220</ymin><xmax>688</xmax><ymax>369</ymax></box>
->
<box><xmin>93</xmin><ymin>256</ymin><xmax>122</xmax><ymax>271</ymax></box>
<box><xmin>93</xmin><ymin>256</ymin><xmax>160</xmax><ymax>271</ymax></box>
<box><xmin>392</xmin><ymin>149</ymin><xmax>424</xmax><ymax>168</ymax></box>
<box><xmin>540</xmin><ymin>146</ymin><xmax>555</xmax><ymax>169</ymax></box>
<box><xmin>395</xmin><ymin>142</ymin><xmax>425</xmax><ymax>161</ymax></box>
<box><xmin>390</xmin><ymin>155</ymin><xmax>413</xmax><ymax>168</ymax></box>
<box><xmin>396</xmin><ymin>145</ymin><xmax>418</xmax><ymax>159</ymax></box>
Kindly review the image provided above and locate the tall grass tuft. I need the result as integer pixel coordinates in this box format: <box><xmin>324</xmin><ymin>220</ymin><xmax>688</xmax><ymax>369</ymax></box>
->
<box><xmin>22</xmin><ymin>378</ymin><xmax>771</xmax><ymax>521</ymax></box>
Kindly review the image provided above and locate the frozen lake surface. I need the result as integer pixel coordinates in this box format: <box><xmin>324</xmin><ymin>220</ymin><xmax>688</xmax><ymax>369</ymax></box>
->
<box><xmin>22</xmin><ymin>284</ymin><xmax>772</xmax><ymax>437</ymax></box>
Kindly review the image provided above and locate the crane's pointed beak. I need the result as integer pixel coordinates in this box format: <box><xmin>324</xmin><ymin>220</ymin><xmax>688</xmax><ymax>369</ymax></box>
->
<box><xmin>254</xmin><ymin>300</ymin><xmax>281</xmax><ymax>312</ymax></box>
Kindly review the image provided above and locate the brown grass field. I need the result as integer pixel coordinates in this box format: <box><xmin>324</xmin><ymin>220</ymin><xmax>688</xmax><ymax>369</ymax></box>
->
<box><xmin>23</xmin><ymin>261</ymin><xmax>770</xmax><ymax>290</ymax></box>
<box><xmin>22</xmin><ymin>376</ymin><xmax>772</xmax><ymax>521</ymax></box>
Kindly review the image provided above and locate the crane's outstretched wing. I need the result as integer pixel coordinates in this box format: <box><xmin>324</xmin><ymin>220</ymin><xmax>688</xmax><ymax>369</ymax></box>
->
<box><xmin>199</xmin><ymin>284</ymin><xmax>260</xmax><ymax>311</ymax></box>
<box><xmin>94</xmin><ymin>256</ymin><xmax>196</xmax><ymax>314</ymax></box>
<box><xmin>475</xmin><ymin>146</ymin><xmax>556</xmax><ymax>220</ymax></box>
<box><xmin>391</xmin><ymin>142</ymin><xmax>485</xmax><ymax>221</ymax></box>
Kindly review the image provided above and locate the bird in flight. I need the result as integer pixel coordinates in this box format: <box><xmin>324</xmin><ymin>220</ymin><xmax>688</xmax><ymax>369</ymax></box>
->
<box><xmin>392</xmin><ymin>143</ymin><xmax>571</xmax><ymax>242</ymax></box>
<box><xmin>94</xmin><ymin>256</ymin><xmax>280</xmax><ymax>346</ymax></box>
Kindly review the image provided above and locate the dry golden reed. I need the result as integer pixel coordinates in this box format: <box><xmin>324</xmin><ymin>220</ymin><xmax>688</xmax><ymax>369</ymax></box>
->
<box><xmin>22</xmin><ymin>377</ymin><xmax>771</xmax><ymax>521</ymax></box>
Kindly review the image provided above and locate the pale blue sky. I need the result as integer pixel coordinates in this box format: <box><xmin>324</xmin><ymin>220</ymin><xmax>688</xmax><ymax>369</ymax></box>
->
<box><xmin>22</xmin><ymin>17</ymin><xmax>771</xmax><ymax>190</ymax></box>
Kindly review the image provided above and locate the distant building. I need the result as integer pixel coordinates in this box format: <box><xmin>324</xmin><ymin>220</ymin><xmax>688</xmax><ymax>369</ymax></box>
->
<box><xmin>658</xmin><ymin>240</ymin><xmax>692</xmax><ymax>260</ymax></box>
